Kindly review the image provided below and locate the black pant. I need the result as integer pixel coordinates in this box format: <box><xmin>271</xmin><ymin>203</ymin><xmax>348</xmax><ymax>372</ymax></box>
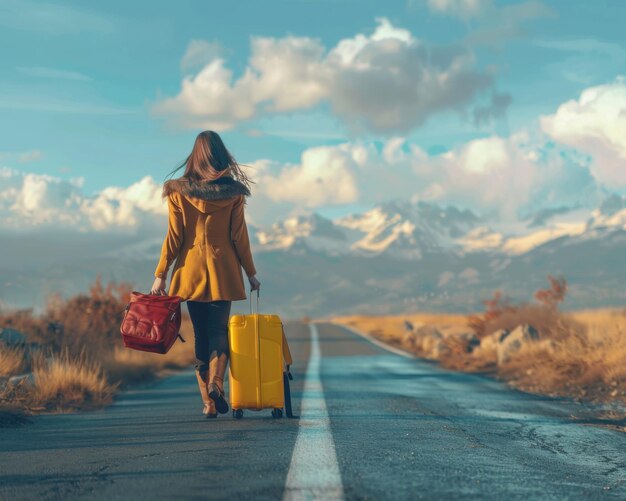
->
<box><xmin>186</xmin><ymin>300</ymin><xmax>232</xmax><ymax>372</ymax></box>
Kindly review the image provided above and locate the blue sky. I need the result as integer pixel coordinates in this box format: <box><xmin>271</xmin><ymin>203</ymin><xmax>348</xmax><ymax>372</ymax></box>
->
<box><xmin>0</xmin><ymin>0</ymin><xmax>625</xmax><ymax>228</ymax></box>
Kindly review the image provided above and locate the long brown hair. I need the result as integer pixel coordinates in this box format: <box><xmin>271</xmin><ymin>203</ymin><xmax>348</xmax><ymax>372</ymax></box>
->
<box><xmin>165</xmin><ymin>130</ymin><xmax>253</xmax><ymax>191</ymax></box>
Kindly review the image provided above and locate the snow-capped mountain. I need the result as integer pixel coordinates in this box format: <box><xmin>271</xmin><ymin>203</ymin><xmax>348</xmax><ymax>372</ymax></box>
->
<box><xmin>336</xmin><ymin>201</ymin><xmax>481</xmax><ymax>258</ymax></box>
<box><xmin>255</xmin><ymin>213</ymin><xmax>349</xmax><ymax>255</ymax></box>
<box><xmin>99</xmin><ymin>195</ymin><xmax>626</xmax><ymax>264</ymax></box>
<box><xmin>3</xmin><ymin>195</ymin><xmax>626</xmax><ymax>318</ymax></box>
<box><xmin>251</xmin><ymin>196</ymin><xmax>624</xmax><ymax>259</ymax></box>
<box><xmin>255</xmin><ymin>201</ymin><xmax>483</xmax><ymax>259</ymax></box>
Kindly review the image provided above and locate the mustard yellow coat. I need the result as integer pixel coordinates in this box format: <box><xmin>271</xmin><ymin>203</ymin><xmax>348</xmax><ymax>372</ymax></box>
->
<box><xmin>154</xmin><ymin>176</ymin><xmax>256</xmax><ymax>302</ymax></box>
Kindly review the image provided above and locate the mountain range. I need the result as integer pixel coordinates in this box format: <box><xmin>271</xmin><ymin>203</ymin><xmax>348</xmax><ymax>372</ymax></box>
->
<box><xmin>2</xmin><ymin>194</ymin><xmax>626</xmax><ymax>319</ymax></box>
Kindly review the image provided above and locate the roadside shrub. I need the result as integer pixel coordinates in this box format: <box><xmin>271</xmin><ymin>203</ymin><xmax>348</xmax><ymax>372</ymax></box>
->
<box><xmin>0</xmin><ymin>344</ymin><xmax>27</xmax><ymax>377</ymax></box>
<box><xmin>39</xmin><ymin>275</ymin><xmax>134</xmax><ymax>355</ymax></box>
<box><xmin>0</xmin><ymin>275</ymin><xmax>194</xmax><ymax>414</ymax></box>
<box><xmin>498</xmin><ymin>316</ymin><xmax>626</xmax><ymax>402</ymax></box>
<box><xmin>30</xmin><ymin>348</ymin><xmax>116</xmax><ymax>412</ymax></box>
<box><xmin>467</xmin><ymin>275</ymin><xmax>584</xmax><ymax>340</ymax></box>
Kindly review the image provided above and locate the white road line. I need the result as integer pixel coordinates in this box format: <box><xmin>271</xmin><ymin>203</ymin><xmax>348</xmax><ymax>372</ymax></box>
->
<box><xmin>283</xmin><ymin>323</ymin><xmax>345</xmax><ymax>501</ymax></box>
<box><xmin>335</xmin><ymin>323</ymin><xmax>415</xmax><ymax>359</ymax></box>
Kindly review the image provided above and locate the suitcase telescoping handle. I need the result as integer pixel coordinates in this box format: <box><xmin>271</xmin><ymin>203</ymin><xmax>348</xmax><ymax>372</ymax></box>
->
<box><xmin>249</xmin><ymin>288</ymin><xmax>260</xmax><ymax>315</ymax></box>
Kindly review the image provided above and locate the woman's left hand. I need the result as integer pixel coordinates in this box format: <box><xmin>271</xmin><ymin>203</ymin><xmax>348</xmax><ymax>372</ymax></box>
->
<box><xmin>150</xmin><ymin>277</ymin><xmax>167</xmax><ymax>295</ymax></box>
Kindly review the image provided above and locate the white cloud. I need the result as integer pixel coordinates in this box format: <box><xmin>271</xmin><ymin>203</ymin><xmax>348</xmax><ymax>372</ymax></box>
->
<box><xmin>80</xmin><ymin>176</ymin><xmax>166</xmax><ymax>230</ymax></box>
<box><xmin>0</xmin><ymin>168</ymin><xmax>83</xmax><ymax>227</ymax></box>
<box><xmin>6</xmin><ymin>76</ymin><xmax>618</xmax><ymax>232</ymax></box>
<box><xmin>540</xmin><ymin>77</ymin><xmax>626</xmax><ymax>188</ymax></box>
<box><xmin>0</xmin><ymin>168</ymin><xmax>165</xmax><ymax>232</ymax></box>
<box><xmin>251</xmin><ymin>146</ymin><xmax>359</xmax><ymax>208</ymax></box>
<box><xmin>152</xmin><ymin>17</ymin><xmax>494</xmax><ymax>134</ymax></box>
<box><xmin>461</xmin><ymin>136</ymin><xmax>509</xmax><ymax>173</ymax></box>
<box><xmin>244</xmin><ymin>128</ymin><xmax>600</xmax><ymax>224</ymax></box>
<box><xmin>411</xmin><ymin>130</ymin><xmax>599</xmax><ymax>221</ymax></box>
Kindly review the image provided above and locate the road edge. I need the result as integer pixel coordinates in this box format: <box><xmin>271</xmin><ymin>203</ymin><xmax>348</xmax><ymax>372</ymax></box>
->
<box><xmin>329</xmin><ymin>322</ymin><xmax>415</xmax><ymax>359</ymax></box>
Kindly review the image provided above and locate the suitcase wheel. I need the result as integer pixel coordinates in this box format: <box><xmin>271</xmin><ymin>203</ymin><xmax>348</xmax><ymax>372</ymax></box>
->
<box><xmin>271</xmin><ymin>408</ymin><xmax>283</xmax><ymax>419</ymax></box>
<box><xmin>233</xmin><ymin>409</ymin><xmax>244</xmax><ymax>419</ymax></box>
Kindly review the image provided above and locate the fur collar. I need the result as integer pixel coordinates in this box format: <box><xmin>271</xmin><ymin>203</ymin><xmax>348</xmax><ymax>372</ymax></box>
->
<box><xmin>162</xmin><ymin>176</ymin><xmax>251</xmax><ymax>200</ymax></box>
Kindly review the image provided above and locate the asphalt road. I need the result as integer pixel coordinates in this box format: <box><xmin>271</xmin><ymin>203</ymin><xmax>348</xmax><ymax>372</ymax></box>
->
<box><xmin>1</xmin><ymin>322</ymin><xmax>626</xmax><ymax>500</ymax></box>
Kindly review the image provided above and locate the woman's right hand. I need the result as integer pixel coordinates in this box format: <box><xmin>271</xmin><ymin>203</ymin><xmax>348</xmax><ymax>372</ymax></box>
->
<box><xmin>248</xmin><ymin>275</ymin><xmax>261</xmax><ymax>292</ymax></box>
<box><xmin>150</xmin><ymin>277</ymin><xmax>167</xmax><ymax>295</ymax></box>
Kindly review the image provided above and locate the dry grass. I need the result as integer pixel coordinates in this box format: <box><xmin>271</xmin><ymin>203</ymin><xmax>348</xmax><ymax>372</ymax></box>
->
<box><xmin>334</xmin><ymin>276</ymin><xmax>626</xmax><ymax>415</ymax></box>
<box><xmin>0</xmin><ymin>344</ymin><xmax>27</xmax><ymax>377</ymax></box>
<box><xmin>569</xmin><ymin>307</ymin><xmax>626</xmax><ymax>325</ymax></box>
<box><xmin>0</xmin><ymin>276</ymin><xmax>134</xmax><ymax>357</ymax></box>
<box><xmin>30</xmin><ymin>349</ymin><xmax>116</xmax><ymax>412</ymax></box>
<box><xmin>499</xmin><ymin>312</ymin><xmax>626</xmax><ymax>402</ymax></box>
<box><xmin>1</xmin><ymin>349</ymin><xmax>115</xmax><ymax>413</ymax></box>
<box><xmin>336</xmin><ymin>308</ymin><xmax>626</xmax><ymax>406</ymax></box>
<box><xmin>0</xmin><ymin>275</ymin><xmax>196</xmax><ymax>417</ymax></box>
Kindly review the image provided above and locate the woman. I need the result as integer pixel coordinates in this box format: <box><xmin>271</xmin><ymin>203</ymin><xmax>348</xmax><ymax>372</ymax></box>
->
<box><xmin>150</xmin><ymin>130</ymin><xmax>261</xmax><ymax>419</ymax></box>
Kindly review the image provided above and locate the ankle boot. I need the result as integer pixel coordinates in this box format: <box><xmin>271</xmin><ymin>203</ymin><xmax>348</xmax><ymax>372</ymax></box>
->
<box><xmin>208</xmin><ymin>353</ymin><xmax>229</xmax><ymax>414</ymax></box>
<box><xmin>207</xmin><ymin>375</ymin><xmax>229</xmax><ymax>414</ymax></box>
<box><xmin>195</xmin><ymin>370</ymin><xmax>217</xmax><ymax>418</ymax></box>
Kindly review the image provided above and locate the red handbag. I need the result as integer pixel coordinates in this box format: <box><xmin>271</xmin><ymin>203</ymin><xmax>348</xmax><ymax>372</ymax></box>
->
<box><xmin>120</xmin><ymin>291</ymin><xmax>185</xmax><ymax>354</ymax></box>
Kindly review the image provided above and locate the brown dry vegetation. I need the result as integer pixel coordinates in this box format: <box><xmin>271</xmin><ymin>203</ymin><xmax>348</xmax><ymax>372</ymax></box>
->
<box><xmin>498</xmin><ymin>315</ymin><xmax>626</xmax><ymax>402</ymax></box>
<box><xmin>0</xmin><ymin>275</ymin><xmax>196</xmax><ymax>418</ymax></box>
<box><xmin>0</xmin><ymin>344</ymin><xmax>27</xmax><ymax>377</ymax></box>
<box><xmin>334</xmin><ymin>275</ymin><xmax>626</xmax><ymax>419</ymax></box>
<box><xmin>466</xmin><ymin>276</ymin><xmax>583</xmax><ymax>341</ymax></box>
<box><xmin>1</xmin><ymin>349</ymin><xmax>117</xmax><ymax>413</ymax></box>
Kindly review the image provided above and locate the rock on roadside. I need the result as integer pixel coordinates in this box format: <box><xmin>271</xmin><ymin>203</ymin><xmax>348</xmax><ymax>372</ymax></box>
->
<box><xmin>416</xmin><ymin>326</ymin><xmax>446</xmax><ymax>359</ymax></box>
<box><xmin>457</xmin><ymin>332</ymin><xmax>481</xmax><ymax>353</ymax></box>
<box><xmin>497</xmin><ymin>324</ymin><xmax>540</xmax><ymax>365</ymax></box>
<box><xmin>402</xmin><ymin>322</ymin><xmax>425</xmax><ymax>350</ymax></box>
<box><xmin>8</xmin><ymin>373</ymin><xmax>36</xmax><ymax>387</ymax></box>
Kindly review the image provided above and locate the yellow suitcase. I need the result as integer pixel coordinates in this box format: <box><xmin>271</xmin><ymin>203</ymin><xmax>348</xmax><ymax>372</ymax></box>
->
<box><xmin>228</xmin><ymin>292</ymin><xmax>293</xmax><ymax>419</ymax></box>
